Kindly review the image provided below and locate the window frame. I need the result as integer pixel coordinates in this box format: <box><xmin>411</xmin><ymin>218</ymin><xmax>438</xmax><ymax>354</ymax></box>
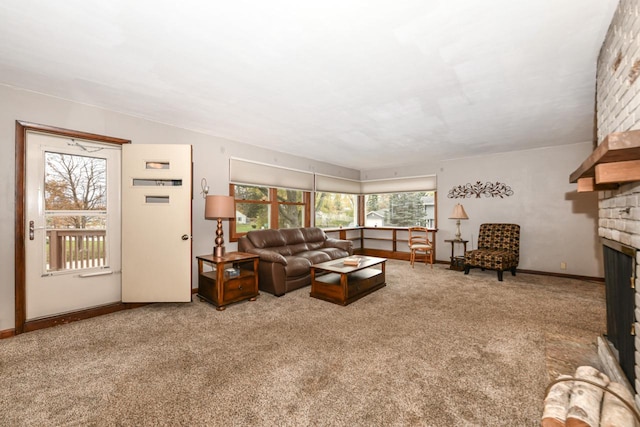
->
<box><xmin>362</xmin><ymin>190</ymin><xmax>437</xmax><ymax>229</ymax></box>
<box><xmin>229</xmin><ymin>183</ymin><xmax>437</xmax><ymax>241</ymax></box>
<box><xmin>229</xmin><ymin>184</ymin><xmax>311</xmax><ymax>241</ymax></box>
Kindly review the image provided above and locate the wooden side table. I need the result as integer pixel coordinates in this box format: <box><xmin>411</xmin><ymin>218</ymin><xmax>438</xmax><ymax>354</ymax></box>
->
<box><xmin>196</xmin><ymin>252</ymin><xmax>259</xmax><ymax>310</ymax></box>
<box><xmin>444</xmin><ymin>239</ymin><xmax>468</xmax><ymax>271</ymax></box>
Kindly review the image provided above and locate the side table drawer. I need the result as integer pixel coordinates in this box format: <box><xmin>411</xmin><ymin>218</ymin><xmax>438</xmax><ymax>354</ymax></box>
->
<box><xmin>223</xmin><ymin>276</ymin><xmax>256</xmax><ymax>302</ymax></box>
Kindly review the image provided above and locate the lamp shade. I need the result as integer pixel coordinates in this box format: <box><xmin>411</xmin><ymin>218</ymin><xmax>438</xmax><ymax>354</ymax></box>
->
<box><xmin>205</xmin><ymin>195</ymin><xmax>235</xmax><ymax>219</ymax></box>
<box><xmin>449</xmin><ymin>203</ymin><xmax>469</xmax><ymax>220</ymax></box>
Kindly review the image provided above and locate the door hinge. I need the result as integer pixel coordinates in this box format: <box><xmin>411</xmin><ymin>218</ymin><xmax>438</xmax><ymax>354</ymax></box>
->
<box><xmin>632</xmin><ymin>323</ymin><xmax>636</xmax><ymax>336</ymax></box>
<box><xmin>631</xmin><ymin>277</ymin><xmax>636</xmax><ymax>289</ymax></box>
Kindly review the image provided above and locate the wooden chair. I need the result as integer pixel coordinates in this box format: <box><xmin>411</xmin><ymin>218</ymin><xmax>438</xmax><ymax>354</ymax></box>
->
<box><xmin>464</xmin><ymin>223</ymin><xmax>520</xmax><ymax>281</ymax></box>
<box><xmin>408</xmin><ymin>226</ymin><xmax>433</xmax><ymax>268</ymax></box>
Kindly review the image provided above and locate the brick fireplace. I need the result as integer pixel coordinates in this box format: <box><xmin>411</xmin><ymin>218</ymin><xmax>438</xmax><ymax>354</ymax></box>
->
<box><xmin>571</xmin><ymin>0</ymin><xmax>640</xmax><ymax>408</ymax></box>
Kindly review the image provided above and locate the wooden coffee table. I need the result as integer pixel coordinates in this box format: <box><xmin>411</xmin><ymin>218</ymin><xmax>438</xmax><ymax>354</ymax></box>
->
<box><xmin>310</xmin><ymin>256</ymin><xmax>386</xmax><ymax>305</ymax></box>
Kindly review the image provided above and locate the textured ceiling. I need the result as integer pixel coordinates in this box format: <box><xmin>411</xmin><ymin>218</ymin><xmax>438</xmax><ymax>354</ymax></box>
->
<box><xmin>0</xmin><ymin>0</ymin><xmax>619</xmax><ymax>170</ymax></box>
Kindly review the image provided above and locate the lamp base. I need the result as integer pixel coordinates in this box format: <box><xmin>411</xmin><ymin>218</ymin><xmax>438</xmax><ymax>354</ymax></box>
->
<box><xmin>454</xmin><ymin>220</ymin><xmax>462</xmax><ymax>240</ymax></box>
<box><xmin>214</xmin><ymin>217</ymin><xmax>226</xmax><ymax>258</ymax></box>
<box><xmin>214</xmin><ymin>245</ymin><xmax>225</xmax><ymax>258</ymax></box>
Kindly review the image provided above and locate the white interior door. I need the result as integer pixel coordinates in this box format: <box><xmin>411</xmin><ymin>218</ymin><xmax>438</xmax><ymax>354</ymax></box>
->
<box><xmin>25</xmin><ymin>132</ymin><xmax>122</xmax><ymax>320</ymax></box>
<box><xmin>121</xmin><ymin>144</ymin><xmax>192</xmax><ymax>302</ymax></box>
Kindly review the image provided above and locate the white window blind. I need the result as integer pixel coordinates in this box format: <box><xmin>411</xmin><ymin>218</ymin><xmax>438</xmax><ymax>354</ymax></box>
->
<box><xmin>315</xmin><ymin>174</ymin><xmax>361</xmax><ymax>194</ymax></box>
<box><xmin>229</xmin><ymin>158</ymin><xmax>314</xmax><ymax>191</ymax></box>
<box><xmin>360</xmin><ymin>175</ymin><xmax>437</xmax><ymax>193</ymax></box>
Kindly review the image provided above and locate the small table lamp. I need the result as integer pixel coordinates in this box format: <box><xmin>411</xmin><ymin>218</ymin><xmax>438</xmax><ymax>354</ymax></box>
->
<box><xmin>449</xmin><ymin>203</ymin><xmax>469</xmax><ymax>241</ymax></box>
<box><xmin>205</xmin><ymin>195</ymin><xmax>235</xmax><ymax>258</ymax></box>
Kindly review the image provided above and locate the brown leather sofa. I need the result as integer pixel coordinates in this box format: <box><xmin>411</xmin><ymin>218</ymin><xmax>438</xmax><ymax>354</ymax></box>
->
<box><xmin>237</xmin><ymin>227</ymin><xmax>353</xmax><ymax>296</ymax></box>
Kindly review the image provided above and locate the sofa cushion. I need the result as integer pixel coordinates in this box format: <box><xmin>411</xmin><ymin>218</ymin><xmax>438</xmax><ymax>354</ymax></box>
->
<box><xmin>284</xmin><ymin>256</ymin><xmax>312</xmax><ymax>277</ymax></box>
<box><xmin>281</xmin><ymin>228</ymin><xmax>306</xmax><ymax>245</ymax></box>
<box><xmin>271</xmin><ymin>246</ymin><xmax>294</xmax><ymax>256</ymax></box>
<box><xmin>318</xmin><ymin>247</ymin><xmax>349</xmax><ymax>259</ymax></box>
<box><xmin>296</xmin><ymin>250</ymin><xmax>332</xmax><ymax>265</ymax></box>
<box><xmin>306</xmin><ymin>240</ymin><xmax>325</xmax><ymax>251</ymax></box>
<box><xmin>300</xmin><ymin>227</ymin><xmax>327</xmax><ymax>243</ymax></box>
<box><xmin>288</xmin><ymin>242</ymin><xmax>310</xmax><ymax>254</ymax></box>
<box><xmin>465</xmin><ymin>249</ymin><xmax>516</xmax><ymax>271</ymax></box>
<box><xmin>247</xmin><ymin>229</ymin><xmax>286</xmax><ymax>249</ymax></box>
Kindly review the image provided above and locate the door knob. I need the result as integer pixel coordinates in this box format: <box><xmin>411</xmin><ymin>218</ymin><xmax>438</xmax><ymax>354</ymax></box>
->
<box><xmin>181</xmin><ymin>234</ymin><xmax>189</xmax><ymax>241</ymax></box>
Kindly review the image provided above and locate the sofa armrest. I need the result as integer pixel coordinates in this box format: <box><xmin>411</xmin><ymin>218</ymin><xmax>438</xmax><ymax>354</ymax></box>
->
<box><xmin>247</xmin><ymin>248</ymin><xmax>288</xmax><ymax>265</ymax></box>
<box><xmin>325</xmin><ymin>238</ymin><xmax>353</xmax><ymax>255</ymax></box>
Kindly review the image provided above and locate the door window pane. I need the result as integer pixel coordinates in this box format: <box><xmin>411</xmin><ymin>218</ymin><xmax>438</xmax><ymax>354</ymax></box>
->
<box><xmin>44</xmin><ymin>151</ymin><xmax>109</xmax><ymax>272</ymax></box>
<box><xmin>145</xmin><ymin>161</ymin><xmax>169</xmax><ymax>169</ymax></box>
<box><xmin>45</xmin><ymin>152</ymin><xmax>106</xmax><ymax>210</ymax></box>
<box><xmin>45</xmin><ymin>215</ymin><xmax>107</xmax><ymax>271</ymax></box>
<box><xmin>133</xmin><ymin>179</ymin><xmax>181</xmax><ymax>186</ymax></box>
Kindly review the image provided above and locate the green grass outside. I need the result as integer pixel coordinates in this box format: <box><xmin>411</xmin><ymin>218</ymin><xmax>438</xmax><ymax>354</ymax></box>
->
<box><xmin>236</xmin><ymin>224</ymin><xmax>262</xmax><ymax>233</ymax></box>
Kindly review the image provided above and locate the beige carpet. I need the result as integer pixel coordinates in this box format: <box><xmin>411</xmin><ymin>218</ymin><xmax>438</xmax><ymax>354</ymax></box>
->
<box><xmin>0</xmin><ymin>261</ymin><xmax>605</xmax><ymax>426</ymax></box>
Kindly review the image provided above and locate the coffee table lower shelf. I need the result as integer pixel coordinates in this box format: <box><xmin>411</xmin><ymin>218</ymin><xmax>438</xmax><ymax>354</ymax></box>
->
<box><xmin>310</xmin><ymin>261</ymin><xmax>386</xmax><ymax>306</ymax></box>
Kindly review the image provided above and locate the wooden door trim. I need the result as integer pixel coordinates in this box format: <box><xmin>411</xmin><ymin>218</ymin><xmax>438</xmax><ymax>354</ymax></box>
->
<box><xmin>14</xmin><ymin>121</ymin><xmax>130</xmax><ymax>334</ymax></box>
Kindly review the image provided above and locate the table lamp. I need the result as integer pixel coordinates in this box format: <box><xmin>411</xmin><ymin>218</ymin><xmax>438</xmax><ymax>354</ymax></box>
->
<box><xmin>449</xmin><ymin>203</ymin><xmax>469</xmax><ymax>241</ymax></box>
<box><xmin>205</xmin><ymin>195</ymin><xmax>235</xmax><ymax>257</ymax></box>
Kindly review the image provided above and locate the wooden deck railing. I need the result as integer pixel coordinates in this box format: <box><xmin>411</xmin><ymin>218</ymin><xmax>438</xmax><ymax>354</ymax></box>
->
<box><xmin>46</xmin><ymin>229</ymin><xmax>107</xmax><ymax>271</ymax></box>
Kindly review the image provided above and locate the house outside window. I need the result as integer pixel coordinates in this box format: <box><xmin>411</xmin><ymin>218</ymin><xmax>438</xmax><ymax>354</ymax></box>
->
<box><xmin>364</xmin><ymin>191</ymin><xmax>436</xmax><ymax>228</ymax></box>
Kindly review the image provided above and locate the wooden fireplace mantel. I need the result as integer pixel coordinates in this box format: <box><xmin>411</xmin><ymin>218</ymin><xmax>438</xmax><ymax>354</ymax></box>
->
<box><xmin>570</xmin><ymin>129</ymin><xmax>640</xmax><ymax>192</ymax></box>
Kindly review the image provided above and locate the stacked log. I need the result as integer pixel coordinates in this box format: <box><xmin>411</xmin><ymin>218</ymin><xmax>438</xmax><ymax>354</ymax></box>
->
<box><xmin>541</xmin><ymin>366</ymin><xmax>639</xmax><ymax>427</ymax></box>
<box><xmin>542</xmin><ymin>375</ymin><xmax>573</xmax><ymax>427</ymax></box>
<box><xmin>600</xmin><ymin>382</ymin><xmax>636</xmax><ymax>427</ymax></box>
<box><xmin>566</xmin><ymin>366</ymin><xmax>609</xmax><ymax>426</ymax></box>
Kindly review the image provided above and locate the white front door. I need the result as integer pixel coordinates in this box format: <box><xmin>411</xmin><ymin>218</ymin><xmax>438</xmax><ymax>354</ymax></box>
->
<box><xmin>121</xmin><ymin>144</ymin><xmax>192</xmax><ymax>302</ymax></box>
<box><xmin>25</xmin><ymin>132</ymin><xmax>122</xmax><ymax>320</ymax></box>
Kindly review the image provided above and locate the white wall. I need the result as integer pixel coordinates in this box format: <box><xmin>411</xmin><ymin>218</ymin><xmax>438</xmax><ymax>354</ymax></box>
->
<box><xmin>437</xmin><ymin>143</ymin><xmax>602</xmax><ymax>276</ymax></box>
<box><xmin>0</xmin><ymin>84</ymin><xmax>604</xmax><ymax>332</ymax></box>
<box><xmin>360</xmin><ymin>141</ymin><xmax>602</xmax><ymax>277</ymax></box>
<box><xmin>0</xmin><ymin>85</ymin><xmax>359</xmax><ymax>332</ymax></box>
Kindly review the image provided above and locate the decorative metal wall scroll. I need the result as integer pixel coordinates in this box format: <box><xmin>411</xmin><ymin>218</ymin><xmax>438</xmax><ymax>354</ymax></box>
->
<box><xmin>447</xmin><ymin>181</ymin><xmax>514</xmax><ymax>199</ymax></box>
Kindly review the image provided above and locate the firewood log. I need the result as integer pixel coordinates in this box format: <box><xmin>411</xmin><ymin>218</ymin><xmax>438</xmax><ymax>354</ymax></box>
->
<box><xmin>566</xmin><ymin>366</ymin><xmax>610</xmax><ymax>427</ymax></box>
<box><xmin>600</xmin><ymin>381</ymin><xmax>637</xmax><ymax>427</ymax></box>
<box><xmin>542</xmin><ymin>374</ymin><xmax>573</xmax><ymax>427</ymax></box>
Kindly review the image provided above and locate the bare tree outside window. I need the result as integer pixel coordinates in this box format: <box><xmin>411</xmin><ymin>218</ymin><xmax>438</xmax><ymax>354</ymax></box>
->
<box><xmin>44</xmin><ymin>151</ymin><xmax>108</xmax><ymax>271</ymax></box>
<box><xmin>45</xmin><ymin>152</ymin><xmax>107</xmax><ymax>226</ymax></box>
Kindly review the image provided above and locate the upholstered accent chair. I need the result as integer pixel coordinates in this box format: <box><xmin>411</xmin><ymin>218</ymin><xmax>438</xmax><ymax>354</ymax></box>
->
<box><xmin>464</xmin><ymin>223</ymin><xmax>520</xmax><ymax>281</ymax></box>
<box><xmin>408</xmin><ymin>226</ymin><xmax>433</xmax><ymax>268</ymax></box>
